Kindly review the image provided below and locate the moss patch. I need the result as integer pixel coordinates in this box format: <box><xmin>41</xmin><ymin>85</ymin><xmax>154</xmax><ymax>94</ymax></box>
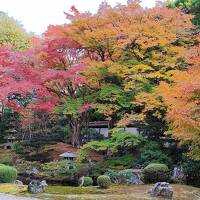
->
<box><xmin>1</xmin><ymin>184</ymin><xmax>200</xmax><ymax>200</ymax></box>
<box><xmin>46</xmin><ymin>185</ymin><xmax>104</xmax><ymax>195</ymax></box>
<box><xmin>40</xmin><ymin>184</ymin><xmax>200</xmax><ymax>200</ymax></box>
<box><xmin>0</xmin><ymin>184</ymin><xmax>27</xmax><ymax>195</ymax></box>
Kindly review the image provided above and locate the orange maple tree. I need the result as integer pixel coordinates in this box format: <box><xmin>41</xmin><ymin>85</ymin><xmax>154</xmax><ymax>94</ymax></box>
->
<box><xmin>159</xmin><ymin>41</ymin><xmax>200</xmax><ymax>158</ymax></box>
<box><xmin>63</xmin><ymin>1</ymin><xmax>195</xmax><ymax>124</ymax></box>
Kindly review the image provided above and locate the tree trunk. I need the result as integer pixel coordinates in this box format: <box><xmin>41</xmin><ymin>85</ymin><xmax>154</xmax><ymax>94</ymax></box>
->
<box><xmin>69</xmin><ymin>112</ymin><xmax>88</xmax><ymax>148</ymax></box>
<box><xmin>71</xmin><ymin>119</ymin><xmax>81</xmax><ymax>148</ymax></box>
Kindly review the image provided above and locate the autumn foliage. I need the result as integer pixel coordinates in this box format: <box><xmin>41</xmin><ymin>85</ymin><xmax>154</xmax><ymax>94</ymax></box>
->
<box><xmin>159</xmin><ymin>41</ymin><xmax>200</xmax><ymax>158</ymax></box>
<box><xmin>0</xmin><ymin>1</ymin><xmax>199</xmax><ymax>149</ymax></box>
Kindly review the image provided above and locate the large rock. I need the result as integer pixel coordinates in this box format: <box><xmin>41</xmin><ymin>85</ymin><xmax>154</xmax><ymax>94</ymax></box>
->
<box><xmin>27</xmin><ymin>180</ymin><xmax>47</xmax><ymax>194</ymax></box>
<box><xmin>110</xmin><ymin>169</ymin><xmax>144</xmax><ymax>185</ymax></box>
<box><xmin>127</xmin><ymin>175</ymin><xmax>143</xmax><ymax>184</ymax></box>
<box><xmin>172</xmin><ymin>166</ymin><xmax>185</xmax><ymax>183</ymax></box>
<box><xmin>127</xmin><ymin>169</ymin><xmax>144</xmax><ymax>185</ymax></box>
<box><xmin>148</xmin><ymin>182</ymin><xmax>173</xmax><ymax>198</ymax></box>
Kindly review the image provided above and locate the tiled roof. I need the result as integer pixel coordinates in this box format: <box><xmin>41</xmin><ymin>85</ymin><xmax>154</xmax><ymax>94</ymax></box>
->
<box><xmin>59</xmin><ymin>151</ymin><xmax>77</xmax><ymax>158</ymax></box>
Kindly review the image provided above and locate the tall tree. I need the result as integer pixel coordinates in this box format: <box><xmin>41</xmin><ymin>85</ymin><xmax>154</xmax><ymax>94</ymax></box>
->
<box><xmin>65</xmin><ymin>1</ymin><xmax>195</xmax><ymax>135</ymax></box>
<box><xmin>36</xmin><ymin>25</ymin><xmax>91</xmax><ymax>147</ymax></box>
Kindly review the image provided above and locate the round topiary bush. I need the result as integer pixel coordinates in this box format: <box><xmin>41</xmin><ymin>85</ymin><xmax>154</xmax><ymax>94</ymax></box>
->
<box><xmin>143</xmin><ymin>163</ymin><xmax>170</xmax><ymax>183</ymax></box>
<box><xmin>97</xmin><ymin>175</ymin><xmax>111</xmax><ymax>189</ymax></box>
<box><xmin>0</xmin><ymin>164</ymin><xmax>17</xmax><ymax>183</ymax></box>
<box><xmin>78</xmin><ymin>176</ymin><xmax>93</xmax><ymax>186</ymax></box>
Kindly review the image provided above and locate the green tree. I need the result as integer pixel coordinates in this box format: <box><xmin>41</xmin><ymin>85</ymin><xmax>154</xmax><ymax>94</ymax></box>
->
<box><xmin>78</xmin><ymin>129</ymin><xmax>145</xmax><ymax>162</ymax></box>
<box><xmin>0</xmin><ymin>12</ymin><xmax>30</xmax><ymax>49</ymax></box>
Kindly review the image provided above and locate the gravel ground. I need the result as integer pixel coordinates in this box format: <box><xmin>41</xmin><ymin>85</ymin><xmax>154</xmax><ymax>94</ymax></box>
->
<box><xmin>0</xmin><ymin>194</ymin><xmax>41</xmax><ymax>200</ymax></box>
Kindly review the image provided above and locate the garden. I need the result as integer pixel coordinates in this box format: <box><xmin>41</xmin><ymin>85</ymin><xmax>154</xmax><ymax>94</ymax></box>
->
<box><xmin>0</xmin><ymin>0</ymin><xmax>200</xmax><ymax>199</ymax></box>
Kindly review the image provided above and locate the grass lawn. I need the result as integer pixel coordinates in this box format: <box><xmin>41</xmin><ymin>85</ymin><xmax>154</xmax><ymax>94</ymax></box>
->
<box><xmin>0</xmin><ymin>184</ymin><xmax>200</xmax><ymax>200</ymax></box>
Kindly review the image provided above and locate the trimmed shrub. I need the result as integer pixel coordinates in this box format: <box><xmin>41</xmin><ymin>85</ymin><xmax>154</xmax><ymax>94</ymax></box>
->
<box><xmin>78</xmin><ymin>176</ymin><xmax>93</xmax><ymax>186</ymax></box>
<box><xmin>143</xmin><ymin>163</ymin><xmax>170</xmax><ymax>183</ymax></box>
<box><xmin>0</xmin><ymin>164</ymin><xmax>17</xmax><ymax>183</ymax></box>
<box><xmin>97</xmin><ymin>175</ymin><xmax>111</xmax><ymax>189</ymax></box>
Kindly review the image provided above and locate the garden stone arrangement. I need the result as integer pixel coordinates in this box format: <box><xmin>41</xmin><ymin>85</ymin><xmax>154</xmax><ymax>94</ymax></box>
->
<box><xmin>148</xmin><ymin>182</ymin><xmax>173</xmax><ymax>198</ymax></box>
<box><xmin>28</xmin><ymin>180</ymin><xmax>48</xmax><ymax>194</ymax></box>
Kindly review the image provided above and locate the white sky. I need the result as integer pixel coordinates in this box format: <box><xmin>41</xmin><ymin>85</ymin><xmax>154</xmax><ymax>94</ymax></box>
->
<box><xmin>0</xmin><ymin>0</ymin><xmax>163</xmax><ymax>35</ymax></box>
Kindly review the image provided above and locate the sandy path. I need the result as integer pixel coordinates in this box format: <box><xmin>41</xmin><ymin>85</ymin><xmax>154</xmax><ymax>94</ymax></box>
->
<box><xmin>0</xmin><ymin>193</ymin><xmax>41</xmax><ymax>200</ymax></box>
